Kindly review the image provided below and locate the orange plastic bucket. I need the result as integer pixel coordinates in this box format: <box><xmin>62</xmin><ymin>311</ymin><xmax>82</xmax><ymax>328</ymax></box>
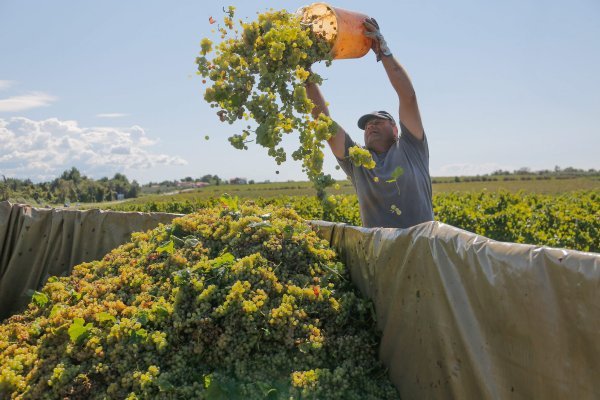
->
<box><xmin>298</xmin><ymin>3</ymin><xmax>372</xmax><ymax>60</ymax></box>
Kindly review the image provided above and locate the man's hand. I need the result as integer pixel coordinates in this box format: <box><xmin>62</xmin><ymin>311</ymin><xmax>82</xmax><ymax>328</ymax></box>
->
<box><xmin>364</xmin><ymin>18</ymin><xmax>392</xmax><ymax>62</ymax></box>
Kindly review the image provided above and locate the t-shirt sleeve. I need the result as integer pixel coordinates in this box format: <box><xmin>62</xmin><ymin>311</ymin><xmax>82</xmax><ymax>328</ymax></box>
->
<box><xmin>399</xmin><ymin>122</ymin><xmax>429</xmax><ymax>163</ymax></box>
<box><xmin>335</xmin><ymin>133</ymin><xmax>358</xmax><ymax>181</ymax></box>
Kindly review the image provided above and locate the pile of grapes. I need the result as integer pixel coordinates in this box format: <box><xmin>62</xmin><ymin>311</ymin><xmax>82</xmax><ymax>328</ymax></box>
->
<box><xmin>0</xmin><ymin>198</ymin><xmax>399</xmax><ymax>399</ymax></box>
<box><xmin>196</xmin><ymin>7</ymin><xmax>375</xmax><ymax>195</ymax></box>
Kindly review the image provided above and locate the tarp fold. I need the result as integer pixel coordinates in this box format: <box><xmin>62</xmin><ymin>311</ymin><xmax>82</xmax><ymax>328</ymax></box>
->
<box><xmin>0</xmin><ymin>201</ymin><xmax>179</xmax><ymax>319</ymax></box>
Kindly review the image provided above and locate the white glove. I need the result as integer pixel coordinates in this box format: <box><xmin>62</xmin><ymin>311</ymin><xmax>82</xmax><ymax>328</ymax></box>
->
<box><xmin>364</xmin><ymin>18</ymin><xmax>392</xmax><ymax>62</ymax></box>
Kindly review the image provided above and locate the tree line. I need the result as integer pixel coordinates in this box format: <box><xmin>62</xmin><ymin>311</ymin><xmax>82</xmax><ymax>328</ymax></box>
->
<box><xmin>144</xmin><ymin>174</ymin><xmax>223</xmax><ymax>187</ymax></box>
<box><xmin>490</xmin><ymin>166</ymin><xmax>599</xmax><ymax>177</ymax></box>
<box><xmin>1</xmin><ymin>167</ymin><xmax>140</xmax><ymax>205</ymax></box>
<box><xmin>434</xmin><ymin>166</ymin><xmax>599</xmax><ymax>184</ymax></box>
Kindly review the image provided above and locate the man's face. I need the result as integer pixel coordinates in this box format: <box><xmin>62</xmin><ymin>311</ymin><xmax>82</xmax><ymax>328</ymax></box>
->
<box><xmin>364</xmin><ymin>118</ymin><xmax>398</xmax><ymax>153</ymax></box>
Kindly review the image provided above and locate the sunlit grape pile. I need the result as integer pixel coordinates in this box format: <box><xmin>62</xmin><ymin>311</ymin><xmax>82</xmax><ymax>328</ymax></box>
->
<box><xmin>196</xmin><ymin>7</ymin><xmax>374</xmax><ymax>195</ymax></box>
<box><xmin>0</xmin><ymin>198</ymin><xmax>399</xmax><ymax>399</ymax></box>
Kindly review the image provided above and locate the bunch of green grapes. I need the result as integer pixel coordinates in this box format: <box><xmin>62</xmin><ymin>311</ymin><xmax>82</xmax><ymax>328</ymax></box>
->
<box><xmin>196</xmin><ymin>7</ymin><xmax>339</xmax><ymax>192</ymax></box>
<box><xmin>348</xmin><ymin>146</ymin><xmax>376</xmax><ymax>169</ymax></box>
<box><xmin>0</xmin><ymin>198</ymin><xmax>399</xmax><ymax>399</ymax></box>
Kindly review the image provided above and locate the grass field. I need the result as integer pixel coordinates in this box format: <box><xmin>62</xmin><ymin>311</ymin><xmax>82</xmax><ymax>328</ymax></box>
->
<box><xmin>8</xmin><ymin>176</ymin><xmax>597</xmax><ymax>210</ymax></box>
<box><xmin>82</xmin><ymin>176</ymin><xmax>599</xmax><ymax>209</ymax></box>
<box><xmin>431</xmin><ymin>176</ymin><xmax>600</xmax><ymax>194</ymax></box>
<box><xmin>83</xmin><ymin>178</ymin><xmax>598</xmax><ymax>252</ymax></box>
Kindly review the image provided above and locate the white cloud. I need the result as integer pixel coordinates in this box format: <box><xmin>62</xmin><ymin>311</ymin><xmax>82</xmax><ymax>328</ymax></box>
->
<box><xmin>96</xmin><ymin>113</ymin><xmax>129</xmax><ymax>118</ymax></box>
<box><xmin>0</xmin><ymin>117</ymin><xmax>187</xmax><ymax>181</ymax></box>
<box><xmin>0</xmin><ymin>92</ymin><xmax>57</xmax><ymax>112</ymax></box>
<box><xmin>0</xmin><ymin>80</ymin><xmax>15</xmax><ymax>91</ymax></box>
<box><xmin>110</xmin><ymin>145</ymin><xmax>131</xmax><ymax>155</ymax></box>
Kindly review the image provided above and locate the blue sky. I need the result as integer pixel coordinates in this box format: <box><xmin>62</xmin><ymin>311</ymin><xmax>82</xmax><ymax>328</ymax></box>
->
<box><xmin>1</xmin><ymin>0</ymin><xmax>599</xmax><ymax>183</ymax></box>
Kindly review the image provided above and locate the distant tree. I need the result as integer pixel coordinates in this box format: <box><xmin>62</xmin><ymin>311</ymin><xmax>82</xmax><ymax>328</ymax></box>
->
<box><xmin>61</xmin><ymin>167</ymin><xmax>83</xmax><ymax>184</ymax></box>
<box><xmin>110</xmin><ymin>173</ymin><xmax>131</xmax><ymax>197</ymax></box>
<box><xmin>515</xmin><ymin>167</ymin><xmax>532</xmax><ymax>175</ymax></box>
<box><xmin>0</xmin><ymin>175</ymin><xmax>10</xmax><ymax>200</ymax></box>
<box><xmin>199</xmin><ymin>174</ymin><xmax>213</xmax><ymax>183</ymax></box>
<box><xmin>128</xmin><ymin>180</ymin><xmax>140</xmax><ymax>198</ymax></box>
<box><xmin>55</xmin><ymin>179</ymin><xmax>76</xmax><ymax>203</ymax></box>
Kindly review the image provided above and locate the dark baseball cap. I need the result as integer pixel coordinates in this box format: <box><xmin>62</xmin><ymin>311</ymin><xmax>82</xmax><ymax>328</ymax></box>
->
<box><xmin>357</xmin><ymin>110</ymin><xmax>396</xmax><ymax>130</ymax></box>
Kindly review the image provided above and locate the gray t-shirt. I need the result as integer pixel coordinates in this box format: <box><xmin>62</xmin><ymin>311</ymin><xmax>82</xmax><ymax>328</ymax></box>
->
<box><xmin>336</xmin><ymin>123</ymin><xmax>434</xmax><ymax>228</ymax></box>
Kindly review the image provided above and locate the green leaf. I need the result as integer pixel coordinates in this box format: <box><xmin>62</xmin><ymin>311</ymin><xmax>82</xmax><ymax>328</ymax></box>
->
<box><xmin>248</xmin><ymin>221</ymin><xmax>276</xmax><ymax>233</ymax></box>
<box><xmin>386</xmin><ymin>166</ymin><xmax>405</xmax><ymax>182</ymax></box>
<box><xmin>157</xmin><ymin>377</ymin><xmax>175</xmax><ymax>392</ymax></box>
<box><xmin>392</xmin><ymin>166</ymin><xmax>404</xmax><ymax>179</ymax></box>
<box><xmin>283</xmin><ymin>225</ymin><xmax>294</xmax><ymax>240</ymax></box>
<box><xmin>298</xmin><ymin>341</ymin><xmax>312</xmax><ymax>353</ymax></box>
<box><xmin>173</xmin><ymin>268</ymin><xmax>191</xmax><ymax>285</ymax></box>
<box><xmin>32</xmin><ymin>291</ymin><xmax>49</xmax><ymax>307</ymax></box>
<box><xmin>212</xmin><ymin>252</ymin><xmax>235</xmax><ymax>268</ymax></box>
<box><xmin>72</xmin><ymin>291</ymin><xmax>83</xmax><ymax>301</ymax></box>
<box><xmin>49</xmin><ymin>304</ymin><xmax>64</xmax><ymax>318</ymax></box>
<box><xmin>152</xmin><ymin>305</ymin><xmax>170</xmax><ymax>319</ymax></box>
<box><xmin>132</xmin><ymin>328</ymin><xmax>148</xmax><ymax>343</ymax></box>
<box><xmin>204</xmin><ymin>376</ymin><xmax>230</xmax><ymax>399</ymax></box>
<box><xmin>184</xmin><ymin>235</ymin><xmax>200</xmax><ymax>248</ymax></box>
<box><xmin>171</xmin><ymin>234</ymin><xmax>185</xmax><ymax>246</ymax></box>
<box><xmin>68</xmin><ymin>318</ymin><xmax>92</xmax><ymax>343</ymax></box>
<box><xmin>256</xmin><ymin>382</ymin><xmax>278</xmax><ymax>398</ymax></box>
<box><xmin>129</xmin><ymin>330</ymin><xmax>142</xmax><ymax>343</ymax></box>
<box><xmin>135</xmin><ymin>311</ymin><xmax>149</xmax><ymax>325</ymax></box>
<box><xmin>204</xmin><ymin>374</ymin><xmax>231</xmax><ymax>399</ymax></box>
<box><xmin>219</xmin><ymin>193</ymin><xmax>239</xmax><ymax>211</ymax></box>
<box><xmin>156</xmin><ymin>239</ymin><xmax>175</xmax><ymax>255</ymax></box>
<box><xmin>95</xmin><ymin>312</ymin><xmax>116</xmax><ymax>323</ymax></box>
<box><xmin>248</xmin><ymin>221</ymin><xmax>272</xmax><ymax>229</ymax></box>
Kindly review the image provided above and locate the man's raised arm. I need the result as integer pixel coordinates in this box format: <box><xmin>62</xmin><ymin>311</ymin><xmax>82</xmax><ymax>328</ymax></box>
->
<box><xmin>305</xmin><ymin>81</ymin><xmax>347</xmax><ymax>159</ymax></box>
<box><xmin>364</xmin><ymin>18</ymin><xmax>425</xmax><ymax>141</ymax></box>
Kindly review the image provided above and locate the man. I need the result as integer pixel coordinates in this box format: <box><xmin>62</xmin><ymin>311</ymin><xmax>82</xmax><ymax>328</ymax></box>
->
<box><xmin>305</xmin><ymin>18</ymin><xmax>434</xmax><ymax>229</ymax></box>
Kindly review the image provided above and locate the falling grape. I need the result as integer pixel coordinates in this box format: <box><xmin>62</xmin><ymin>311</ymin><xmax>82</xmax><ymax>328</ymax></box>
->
<box><xmin>196</xmin><ymin>7</ymin><xmax>347</xmax><ymax>196</ymax></box>
<box><xmin>348</xmin><ymin>146</ymin><xmax>376</xmax><ymax>169</ymax></box>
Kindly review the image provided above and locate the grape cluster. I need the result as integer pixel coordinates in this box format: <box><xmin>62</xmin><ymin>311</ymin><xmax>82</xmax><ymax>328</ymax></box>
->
<box><xmin>348</xmin><ymin>146</ymin><xmax>376</xmax><ymax>169</ymax></box>
<box><xmin>0</xmin><ymin>198</ymin><xmax>399</xmax><ymax>399</ymax></box>
<box><xmin>196</xmin><ymin>7</ymin><xmax>342</xmax><ymax>194</ymax></box>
